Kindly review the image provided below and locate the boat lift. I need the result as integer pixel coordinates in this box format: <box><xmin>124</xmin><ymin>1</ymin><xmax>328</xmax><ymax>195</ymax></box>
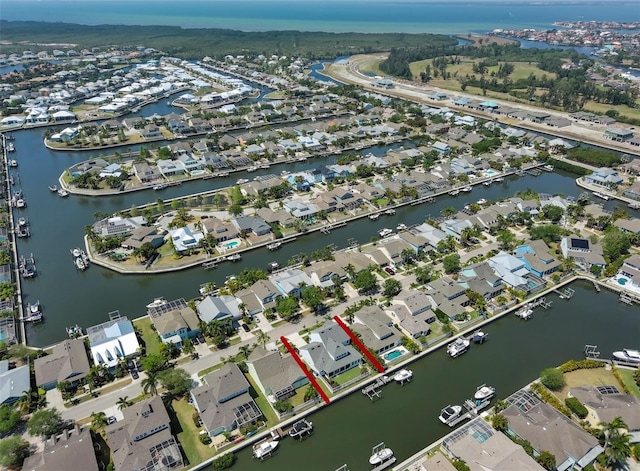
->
<box><xmin>362</xmin><ymin>376</ymin><xmax>391</xmax><ymax>401</ymax></box>
<box><xmin>584</xmin><ymin>344</ymin><xmax>601</xmax><ymax>360</ymax></box>
<box><xmin>554</xmin><ymin>287</ymin><xmax>575</xmax><ymax>300</ymax></box>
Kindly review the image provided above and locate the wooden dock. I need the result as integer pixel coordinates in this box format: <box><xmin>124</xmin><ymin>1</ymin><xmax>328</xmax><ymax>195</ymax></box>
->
<box><xmin>553</xmin><ymin>287</ymin><xmax>575</xmax><ymax>300</ymax></box>
<box><xmin>362</xmin><ymin>375</ymin><xmax>391</xmax><ymax>401</ymax></box>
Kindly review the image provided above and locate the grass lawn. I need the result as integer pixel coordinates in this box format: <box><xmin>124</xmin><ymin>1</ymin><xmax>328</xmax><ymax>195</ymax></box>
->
<box><xmin>288</xmin><ymin>387</ymin><xmax>309</xmax><ymax>408</ymax></box>
<box><xmin>424</xmin><ymin>322</ymin><xmax>446</xmax><ymax>343</ymax></box>
<box><xmin>583</xmin><ymin>101</ymin><xmax>640</xmax><ymax>122</ymax></box>
<box><xmin>271</xmin><ymin>320</ymin><xmax>287</xmax><ymax>328</ymax></box>
<box><xmin>198</xmin><ymin>362</ymin><xmax>224</xmax><ymax>378</ymax></box>
<box><xmin>245</xmin><ymin>374</ymin><xmax>279</xmax><ymax>427</ymax></box>
<box><xmin>333</xmin><ymin>367</ymin><xmax>365</xmax><ymax>386</ymax></box>
<box><xmin>134</xmin><ymin>317</ymin><xmax>162</xmax><ymax>356</ymax></box>
<box><xmin>554</xmin><ymin>367</ymin><xmax>619</xmax><ymax>400</ymax></box>
<box><xmin>171</xmin><ymin>398</ymin><xmax>217</xmax><ymax>466</ymax></box>
<box><xmin>617</xmin><ymin>368</ymin><xmax>640</xmax><ymax>399</ymax></box>
<box><xmin>356</xmin><ymin>56</ymin><xmax>387</xmax><ymax>77</ymax></box>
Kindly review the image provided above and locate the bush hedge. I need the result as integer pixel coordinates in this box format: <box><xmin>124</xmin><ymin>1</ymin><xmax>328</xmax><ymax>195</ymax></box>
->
<box><xmin>530</xmin><ymin>383</ymin><xmax>572</xmax><ymax>417</ymax></box>
<box><xmin>565</xmin><ymin>397</ymin><xmax>588</xmax><ymax>419</ymax></box>
<box><xmin>540</xmin><ymin>368</ymin><xmax>566</xmax><ymax>391</ymax></box>
<box><xmin>558</xmin><ymin>359</ymin><xmax>603</xmax><ymax>373</ymax></box>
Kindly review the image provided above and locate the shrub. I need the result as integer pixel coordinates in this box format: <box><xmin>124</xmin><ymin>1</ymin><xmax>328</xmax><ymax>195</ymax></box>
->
<box><xmin>213</xmin><ymin>453</ymin><xmax>236</xmax><ymax>470</ymax></box>
<box><xmin>558</xmin><ymin>359</ymin><xmax>603</xmax><ymax>373</ymax></box>
<box><xmin>632</xmin><ymin>442</ymin><xmax>640</xmax><ymax>461</ymax></box>
<box><xmin>199</xmin><ymin>434</ymin><xmax>212</xmax><ymax>445</ymax></box>
<box><xmin>452</xmin><ymin>460</ymin><xmax>471</xmax><ymax>471</ymax></box>
<box><xmin>565</xmin><ymin>397</ymin><xmax>588</xmax><ymax>419</ymax></box>
<box><xmin>540</xmin><ymin>368</ymin><xmax>566</xmax><ymax>391</ymax></box>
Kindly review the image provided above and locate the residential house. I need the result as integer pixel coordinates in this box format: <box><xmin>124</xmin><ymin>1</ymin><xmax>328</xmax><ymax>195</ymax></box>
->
<box><xmin>157</xmin><ymin>159</ymin><xmax>185</xmax><ymax>177</ymax></box>
<box><xmin>105</xmin><ymin>396</ymin><xmax>183</xmax><ymax>471</ymax></box>
<box><xmin>412</xmin><ymin>223</ymin><xmax>448</xmax><ymax>251</ymax></box>
<box><xmin>170</xmin><ymin>226</ymin><xmax>204</xmax><ymax>252</ymax></box>
<box><xmin>177</xmin><ymin>154</ymin><xmax>205</xmax><ymax>174</ymax></box>
<box><xmin>560</xmin><ymin>237</ymin><xmax>606</xmax><ymax>272</ymax></box>
<box><xmin>132</xmin><ymin>162</ymin><xmax>162</xmax><ymax>183</ymax></box>
<box><xmin>233</xmin><ymin>215</ymin><xmax>271</xmax><ymax>236</ymax></box>
<box><xmin>191</xmin><ymin>363</ymin><xmax>262</xmax><ymax>437</ymax></box>
<box><xmin>450</xmin><ymin>157</ymin><xmax>476</xmax><ymax>175</ymax></box>
<box><xmin>378</xmin><ymin>238</ymin><xmax>415</xmax><ymax>268</ymax></box>
<box><xmin>458</xmin><ymin>262</ymin><xmax>505</xmax><ymax>300</ymax></box>
<box><xmin>584</xmin><ymin>167</ymin><xmax>623</xmax><ymax>187</ymax></box>
<box><xmin>34</xmin><ymin>339</ymin><xmax>90</xmax><ymax>390</ymax></box>
<box><xmin>304</xmin><ymin>259</ymin><xmax>346</xmax><ymax>288</ymax></box>
<box><xmin>86</xmin><ymin>315</ymin><xmax>140</xmax><ymax>368</ymax></box>
<box><xmin>618</xmin><ymin>254</ymin><xmax>640</xmax><ymax>289</ymax></box>
<box><xmin>248</xmin><ymin>279</ymin><xmax>282</xmax><ymax>312</ymax></box>
<box><xmin>202</xmin><ymin>217</ymin><xmax>240</xmax><ymax>243</ymax></box>
<box><xmin>246</xmin><ymin>347</ymin><xmax>309</xmax><ymax>402</ymax></box>
<box><xmin>614</xmin><ymin>218</ymin><xmax>640</xmax><ymax>236</ymax></box>
<box><xmin>121</xmin><ymin>226</ymin><xmax>165</xmax><ymax>250</ymax></box>
<box><xmin>298</xmin><ymin>320</ymin><xmax>362</xmax><ymax>378</ymax></box>
<box><xmin>22</xmin><ymin>426</ymin><xmax>100</xmax><ymax>471</ymax></box>
<box><xmin>487</xmin><ymin>251</ymin><xmax>532</xmax><ymax>291</ymax></box>
<box><xmin>256</xmin><ymin>208</ymin><xmax>297</xmax><ymax>228</ymax></box>
<box><xmin>385</xmin><ymin>290</ymin><xmax>436</xmax><ymax>339</ymax></box>
<box><xmin>270</xmin><ymin>268</ymin><xmax>314</xmax><ymax>298</ymax></box>
<box><xmin>196</xmin><ymin>295</ymin><xmax>242</xmax><ymax>323</ymax></box>
<box><xmin>351</xmin><ymin>305</ymin><xmax>401</xmax><ymax>354</ymax></box>
<box><xmin>569</xmin><ymin>385</ymin><xmax>640</xmax><ymax>443</ymax></box>
<box><xmin>283</xmin><ymin>197</ymin><xmax>319</xmax><ymax>220</ymax></box>
<box><xmin>441</xmin><ymin>417</ymin><xmax>544</xmax><ymax>471</ymax></box>
<box><xmin>440</xmin><ymin>218</ymin><xmax>474</xmax><ymax>243</ymax></box>
<box><xmin>515</xmin><ymin>239</ymin><xmax>561</xmax><ymax>277</ymax></box>
<box><xmin>0</xmin><ymin>360</ymin><xmax>30</xmax><ymax>405</ymax></box>
<box><xmin>140</xmin><ymin>124</ymin><xmax>162</xmax><ymax>140</ymax></box>
<box><xmin>148</xmin><ymin>300</ymin><xmax>201</xmax><ymax>346</ymax></box>
<box><xmin>503</xmin><ymin>390</ymin><xmax>603</xmax><ymax>471</ymax></box>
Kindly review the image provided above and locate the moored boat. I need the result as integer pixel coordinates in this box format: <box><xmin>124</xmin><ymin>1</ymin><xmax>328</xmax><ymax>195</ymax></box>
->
<box><xmin>227</xmin><ymin>253</ymin><xmax>241</xmax><ymax>262</ymax></box>
<box><xmin>461</xmin><ymin>186</ymin><xmax>472</xmax><ymax>192</ymax></box>
<box><xmin>393</xmin><ymin>369</ymin><xmax>413</xmax><ymax>383</ymax></box>
<box><xmin>267</xmin><ymin>261</ymin><xmax>280</xmax><ymax>273</ymax></box>
<box><xmin>58</xmin><ymin>189</ymin><xmax>69</xmax><ymax>197</ymax></box>
<box><xmin>146</xmin><ymin>297</ymin><xmax>168</xmax><ymax>309</ymax></box>
<box><xmin>396</xmin><ymin>223</ymin><xmax>407</xmax><ymax>231</ymax></box>
<box><xmin>515</xmin><ymin>305</ymin><xmax>533</xmax><ymax>320</ymax></box>
<box><xmin>369</xmin><ymin>213</ymin><xmax>381</xmax><ymax>220</ymax></box>
<box><xmin>28</xmin><ymin>300</ymin><xmax>41</xmax><ymax>314</ymax></box>
<box><xmin>71</xmin><ymin>247</ymin><xmax>82</xmax><ymax>258</ymax></box>
<box><xmin>385</xmin><ymin>208</ymin><xmax>396</xmax><ymax>215</ymax></box>
<box><xmin>378</xmin><ymin>228</ymin><xmax>394</xmax><ymax>238</ymax></box>
<box><xmin>153</xmin><ymin>184</ymin><xmax>166</xmax><ymax>190</ymax></box>
<box><xmin>612</xmin><ymin>348</ymin><xmax>640</xmax><ymax>365</ymax></box>
<box><xmin>48</xmin><ymin>185</ymin><xmax>58</xmax><ymax>192</ymax></box>
<box><xmin>628</xmin><ymin>202</ymin><xmax>640</xmax><ymax>210</ymax></box>
<box><xmin>267</xmin><ymin>242</ymin><xmax>282</xmax><ymax>251</ymax></box>
<box><xmin>288</xmin><ymin>419</ymin><xmax>313</xmax><ymax>439</ymax></box>
<box><xmin>592</xmin><ymin>191</ymin><xmax>610</xmax><ymax>201</ymax></box>
<box><xmin>75</xmin><ymin>257</ymin><xmax>86</xmax><ymax>270</ymax></box>
<box><xmin>472</xmin><ymin>330</ymin><xmax>488</xmax><ymax>344</ymax></box>
<box><xmin>438</xmin><ymin>405</ymin><xmax>463</xmax><ymax>425</ymax></box>
<box><xmin>66</xmin><ymin>324</ymin><xmax>83</xmax><ymax>338</ymax></box>
<box><xmin>447</xmin><ymin>338</ymin><xmax>470</xmax><ymax>358</ymax></box>
<box><xmin>473</xmin><ymin>384</ymin><xmax>496</xmax><ymax>402</ymax></box>
<box><xmin>369</xmin><ymin>443</ymin><xmax>394</xmax><ymax>467</ymax></box>
<box><xmin>252</xmin><ymin>439</ymin><xmax>278</xmax><ymax>459</ymax></box>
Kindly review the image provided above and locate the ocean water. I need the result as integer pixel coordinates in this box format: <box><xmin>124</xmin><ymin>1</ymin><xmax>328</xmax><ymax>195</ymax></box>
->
<box><xmin>1</xmin><ymin>1</ymin><xmax>639</xmax><ymax>34</ymax></box>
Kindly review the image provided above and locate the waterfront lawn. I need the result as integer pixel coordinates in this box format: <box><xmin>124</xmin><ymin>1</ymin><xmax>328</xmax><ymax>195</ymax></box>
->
<box><xmin>245</xmin><ymin>374</ymin><xmax>278</xmax><ymax>427</ymax></box>
<box><xmin>288</xmin><ymin>387</ymin><xmax>308</xmax><ymax>408</ymax></box>
<box><xmin>554</xmin><ymin>367</ymin><xmax>619</xmax><ymax>400</ymax></box>
<box><xmin>617</xmin><ymin>368</ymin><xmax>640</xmax><ymax>399</ymax></box>
<box><xmin>583</xmin><ymin>101</ymin><xmax>640</xmax><ymax>122</ymax></box>
<box><xmin>171</xmin><ymin>398</ymin><xmax>217</xmax><ymax>465</ymax></box>
<box><xmin>134</xmin><ymin>317</ymin><xmax>162</xmax><ymax>356</ymax></box>
<box><xmin>333</xmin><ymin>367</ymin><xmax>365</xmax><ymax>386</ymax></box>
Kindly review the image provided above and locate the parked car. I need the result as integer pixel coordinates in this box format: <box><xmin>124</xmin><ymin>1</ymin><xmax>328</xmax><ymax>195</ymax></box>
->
<box><xmin>384</xmin><ymin>267</ymin><xmax>396</xmax><ymax>275</ymax></box>
<box><xmin>131</xmin><ymin>369</ymin><xmax>139</xmax><ymax>380</ymax></box>
<box><xmin>241</xmin><ymin>323</ymin><xmax>250</xmax><ymax>332</ymax></box>
<box><xmin>107</xmin><ymin>416</ymin><xmax>116</xmax><ymax>425</ymax></box>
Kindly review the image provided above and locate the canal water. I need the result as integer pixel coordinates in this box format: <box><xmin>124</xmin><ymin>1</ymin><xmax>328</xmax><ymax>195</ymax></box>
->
<box><xmin>8</xmin><ymin>118</ymin><xmax>629</xmax><ymax>347</ymax></box>
<box><xmin>221</xmin><ymin>282</ymin><xmax>639</xmax><ymax>471</ymax></box>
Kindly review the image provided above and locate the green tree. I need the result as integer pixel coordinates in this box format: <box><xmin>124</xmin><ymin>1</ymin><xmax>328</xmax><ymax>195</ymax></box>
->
<box><xmin>602</xmin><ymin>228</ymin><xmax>631</xmax><ymax>261</ymax></box>
<box><xmin>600</xmin><ymin>416</ymin><xmax>633</xmax><ymax>468</ymax></box>
<box><xmin>540</xmin><ymin>367</ymin><xmax>566</xmax><ymax>391</ymax></box>
<box><xmin>383</xmin><ymin>278</ymin><xmax>402</xmax><ymax>297</ymax></box>
<box><xmin>274</xmin><ymin>400</ymin><xmax>293</xmax><ymax>413</ymax></box>
<box><xmin>0</xmin><ymin>404</ymin><xmax>21</xmax><ymax>433</ymax></box>
<box><xmin>353</xmin><ymin>269</ymin><xmax>379</xmax><ymax>294</ymax></box>
<box><xmin>276</xmin><ymin>297</ymin><xmax>299</xmax><ymax>320</ymax></box>
<box><xmin>443</xmin><ymin>254</ymin><xmax>460</xmax><ymax>274</ymax></box>
<box><xmin>140</xmin><ymin>353</ymin><xmax>167</xmax><ymax>374</ymax></box>
<box><xmin>301</xmin><ymin>285</ymin><xmax>325</xmax><ymax>313</ymax></box>
<box><xmin>542</xmin><ymin>205</ymin><xmax>564</xmax><ymax>222</ymax></box>
<box><xmin>0</xmin><ymin>436</ymin><xmax>30</xmax><ymax>469</ymax></box>
<box><xmin>182</xmin><ymin>338</ymin><xmax>195</xmax><ymax>356</ymax></box>
<box><xmin>157</xmin><ymin>368</ymin><xmax>192</xmax><ymax>398</ymax></box>
<box><xmin>452</xmin><ymin>460</ymin><xmax>471</xmax><ymax>471</ymax></box>
<box><xmin>27</xmin><ymin>408</ymin><xmax>63</xmax><ymax>437</ymax></box>
<box><xmin>491</xmin><ymin>413</ymin><xmax>508</xmax><ymax>432</ymax></box>
<box><xmin>256</xmin><ymin>330</ymin><xmax>270</xmax><ymax>348</ymax></box>
<box><xmin>212</xmin><ymin>452</ymin><xmax>237</xmax><ymax>470</ymax></box>
<box><xmin>496</xmin><ymin>229</ymin><xmax>517</xmax><ymax>251</ymax></box>
<box><xmin>90</xmin><ymin>411</ymin><xmax>108</xmax><ymax>432</ymax></box>
<box><xmin>142</xmin><ymin>373</ymin><xmax>159</xmax><ymax>396</ymax></box>
<box><xmin>303</xmin><ymin>384</ymin><xmax>319</xmax><ymax>401</ymax></box>
<box><xmin>116</xmin><ymin>396</ymin><xmax>133</xmax><ymax>410</ymax></box>
<box><xmin>535</xmin><ymin>451</ymin><xmax>556</xmax><ymax>471</ymax></box>
<box><xmin>414</xmin><ymin>265</ymin><xmax>432</xmax><ymax>284</ymax></box>
<box><xmin>238</xmin><ymin>345</ymin><xmax>251</xmax><ymax>360</ymax></box>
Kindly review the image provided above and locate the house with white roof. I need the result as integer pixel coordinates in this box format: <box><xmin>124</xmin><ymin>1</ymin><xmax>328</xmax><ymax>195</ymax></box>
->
<box><xmin>196</xmin><ymin>295</ymin><xmax>242</xmax><ymax>323</ymax></box>
<box><xmin>487</xmin><ymin>251</ymin><xmax>530</xmax><ymax>290</ymax></box>
<box><xmin>0</xmin><ymin>360</ymin><xmax>30</xmax><ymax>405</ymax></box>
<box><xmin>86</xmin><ymin>314</ymin><xmax>140</xmax><ymax>368</ymax></box>
<box><xmin>269</xmin><ymin>268</ymin><xmax>314</xmax><ymax>298</ymax></box>
<box><xmin>170</xmin><ymin>226</ymin><xmax>204</xmax><ymax>252</ymax></box>
<box><xmin>298</xmin><ymin>320</ymin><xmax>362</xmax><ymax>378</ymax></box>
<box><xmin>585</xmin><ymin>167</ymin><xmax>623</xmax><ymax>187</ymax></box>
<box><xmin>157</xmin><ymin>159</ymin><xmax>185</xmax><ymax>177</ymax></box>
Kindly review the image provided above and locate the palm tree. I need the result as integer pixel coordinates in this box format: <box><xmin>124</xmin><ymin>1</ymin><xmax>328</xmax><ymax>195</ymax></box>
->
<box><xmin>90</xmin><ymin>411</ymin><xmax>108</xmax><ymax>432</ymax></box>
<box><xmin>256</xmin><ymin>330</ymin><xmax>270</xmax><ymax>349</ymax></box>
<box><xmin>142</xmin><ymin>373</ymin><xmax>159</xmax><ymax>396</ymax></box>
<box><xmin>600</xmin><ymin>416</ymin><xmax>632</xmax><ymax>467</ymax></box>
<box><xmin>116</xmin><ymin>396</ymin><xmax>133</xmax><ymax>410</ymax></box>
<box><xmin>238</xmin><ymin>344</ymin><xmax>252</xmax><ymax>360</ymax></box>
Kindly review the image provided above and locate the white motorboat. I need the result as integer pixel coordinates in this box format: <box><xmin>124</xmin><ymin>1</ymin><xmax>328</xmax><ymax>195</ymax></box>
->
<box><xmin>369</xmin><ymin>443</ymin><xmax>394</xmax><ymax>466</ymax></box>
<box><xmin>378</xmin><ymin>228</ymin><xmax>394</xmax><ymax>238</ymax></box>
<box><xmin>493</xmin><ymin>176</ymin><xmax>504</xmax><ymax>182</ymax></box>
<box><xmin>396</xmin><ymin>223</ymin><xmax>407</xmax><ymax>231</ymax></box>
<box><xmin>288</xmin><ymin>419</ymin><xmax>313</xmax><ymax>439</ymax></box>
<box><xmin>628</xmin><ymin>202</ymin><xmax>640</xmax><ymax>210</ymax></box>
<box><xmin>71</xmin><ymin>247</ymin><xmax>82</xmax><ymax>258</ymax></box>
<box><xmin>267</xmin><ymin>261</ymin><xmax>280</xmax><ymax>272</ymax></box>
<box><xmin>369</xmin><ymin>213</ymin><xmax>381</xmax><ymax>220</ymax></box>
<box><xmin>472</xmin><ymin>330</ymin><xmax>488</xmax><ymax>344</ymax></box>
<box><xmin>449</xmin><ymin>189</ymin><xmax>460</xmax><ymax>196</ymax></box>
<box><xmin>482</xmin><ymin>180</ymin><xmax>491</xmax><ymax>186</ymax></box>
<box><xmin>267</xmin><ymin>242</ymin><xmax>282</xmax><ymax>251</ymax></box>
<box><xmin>9</xmin><ymin>160</ymin><xmax>18</xmax><ymax>167</ymax></box>
<box><xmin>146</xmin><ymin>297</ymin><xmax>168</xmax><ymax>309</ymax></box>
<box><xmin>592</xmin><ymin>191</ymin><xmax>610</xmax><ymax>201</ymax></box>
<box><xmin>236</xmin><ymin>178</ymin><xmax>249</xmax><ymax>185</ymax></box>
<box><xmin>246</xmin><ymin>166</ymin><xmax>258</xmax><ymax>173</ymax></box>
<box><xmin>543</xmin><ymin>164</ymin><xmax>554</xmax><ymax>171</ymax></box>
<box><xmin>253</xmin><ymin>439</ymin><xmax>278</xmax><ymax>459</ymax></box>
<box><xmin>447</xmin><ymin>338</ymin><xmax>470</xmax><ymax>358</ymax></box>
<box><xmin>75</xmin><ymin>257</ymin><xmax>86</xmax><ymax>271</ymax></box>
<box><xmin>393</xmin><ymin>369</ymin><xmax>413</xmax><ymax>383</ymax></box>
<box><xmin>217</xmin><ymin>172</ymin><xmax>229</xmax><ymax>177</ymax></box>
<box><xmin>48</xmin><ymin>185</ymin><xmax>58</xmax><ymax>192</ymax></box>
<box><xmin>227</xmin><ymin>253</ymin><xmax>242</xmax><ymax>262</ymax></box>
<box><xmin>385</xmin><ymin>208</ymin><xmax>396</xmax><ymax>215</ymax></box>
<box><xmin>18</xmin><ymin>217</ymin><xmax>27</xmax><ymax>226</ymax></box>
<box><xmin>473</xmin><ymin>384</ymin><xmax>496</xmax><ymax>402</ymax></box>
<box><xmin>612</xmin><ymin>348</ymin><xmax>640</xmax><ymax>365</ymax></box>
<box><xmin>15</xmin><ymin>199</ymin><xmax>25</xmax><ymax>208</ymax></box>
<box><xmin>477</xmin><ymin>198</ymin><xmax>487</xmax><ymax>205</ymax></box>
<box><xmin>515</xmin><ymin>305</ymin><xmax>533</xmax><ymax>320</ymax></box>
<box><xmin>153</xmin><ymin>184</ymin><xmax>166</xmax><ymax>190</ymax></box>
<box><xmin>439</xmin><ymin>405</ymin><xmax>463</xmax><ymax>425</ymax></box>
<box><xmin>58</xmin><ymin>189</ymin><xmax>69</xmax><ymax>197</ymax></box>
<box><xmin>461</xmin><ymin>186</ymin><xmax>472</xmax><ymax>192</ymax></box>
<box><xmin>28</xmin><ymin>300</ymin><xmax>41</xmax><ymax>314</ymax></box>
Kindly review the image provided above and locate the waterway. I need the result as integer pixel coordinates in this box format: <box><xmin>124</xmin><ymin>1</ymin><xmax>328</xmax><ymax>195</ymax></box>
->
<box><xmin>9</xmin><ymin>114</ymin><xmax>631</xmax><ymax>347</ymax></box>
<box><xmin>212</xmin><ymin>282</ymin><xmax>639</xmax><ymax>471</ymax></box>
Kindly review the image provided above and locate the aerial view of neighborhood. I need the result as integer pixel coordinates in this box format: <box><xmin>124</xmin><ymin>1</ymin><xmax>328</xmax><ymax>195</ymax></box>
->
<box><xmin>1</xmin><ymin>1</ymin><xmax>640</xmax><ymax>471</ymax></box>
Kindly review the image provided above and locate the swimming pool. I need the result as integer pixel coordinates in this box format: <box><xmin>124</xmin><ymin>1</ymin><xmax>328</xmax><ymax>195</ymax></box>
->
<box><xmin>226</xmin><ymin>241</ymin><xmax>240</xmax><ymax>249</ymax></box>
<box><xmin>485</xmin><ymin>169</ymin><xmax>498</xmax><ymax>176</ymax></box>
<box><xmin>384</xmin><ymin>349</ymin><xmax>403</xmax><ymax>361</ymax></box>
<box><xmin>618</xmin><ymin>277</ymin><xmax>628</xmax><ymax>286</ymax></box>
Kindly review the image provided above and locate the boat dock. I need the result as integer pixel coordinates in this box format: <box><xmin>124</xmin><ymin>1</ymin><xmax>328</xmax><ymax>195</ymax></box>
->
<box><xmin>411</xmin><ymin>195</ymin><xmax>435</xmax><ymax>206</ymax></box>
<box><xmin>371</xmin><ymin>457</ymin><xmax>396</xmax><ymax>471</ymax></box>
<box><xmin>361</xmin><ymin>375</ymin><xmax>392</xmax><ymax>401</ymax></box>
<box><xmin>320</xmin><ymin>222</ymin><xmax>347</xmax><ymax>234</ymax></box>
<box><xmin>19</xmin><ymin>253</ymin><xmax>37</xmax><ymax>278</ymax></box>
<box><xmin>531</xmin><ymin>296</ymin><xmax>553</xmax><ymax>310</ymax></box>
<box><xmin>619</xmin><ymin>291</ymin><xmax>640</xmax><ymax>305</ymax></box>
<box><xmin>553</xmin><ymin>287</ymin><xmax>575</xmax><ymax>300</ymax></box>
<box><xmin>443</xmin><ymin>396</ymin><xmax>493</xmax><ymax>428</ymax></box>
